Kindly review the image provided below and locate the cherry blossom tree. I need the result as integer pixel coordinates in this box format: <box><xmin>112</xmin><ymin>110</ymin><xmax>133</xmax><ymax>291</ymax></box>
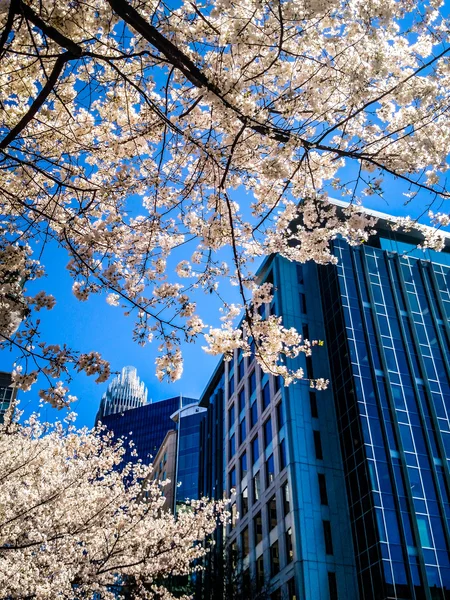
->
<box><xmin>1</xmin><ymin>0</ymin><xmax>450</xmax><ymax>401</ymax></box>
<box><xmin>0</xmin><ymin>409</ymin><xmax>228</xmax><ymax>599</ymax></box>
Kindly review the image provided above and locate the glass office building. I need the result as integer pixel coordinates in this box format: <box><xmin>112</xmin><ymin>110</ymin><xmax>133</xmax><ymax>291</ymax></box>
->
<box><xmin>198</xmin><ymin>209</ymin><xmax>450</xmax><ymax>600</ymax></box>
<box><xmin>171</xmin><ymin>402</ymin><xmax>207</xmax><ymax>511</ymax></box>
<box><xmin>319</xmin><ymin>223</ymin><xmax>450</xmax><ymax>599</ymax></box>
<box><xmin>99</xmin><ymin>394</ymin><xmax>197</xmax><ymax>466</ymax></box>
<box><xmin>199</xmin><ymin>255</ymin><xmax>358</xmax><ymax>600</ymax></box>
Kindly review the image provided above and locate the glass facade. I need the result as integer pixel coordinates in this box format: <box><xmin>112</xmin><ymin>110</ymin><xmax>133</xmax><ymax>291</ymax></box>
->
<box><xmin>198</xmin><ymin>216</ymin><xmax>450</xmax><ymax>600</ymax></box>
<box><xmin>0</xmin><ymin>372</ymin><xmax>16</xmax><ymax>423</ymax></box>
<box><xmin>198</xmin><ymin>253</ymin><xmax>358</xmax><ymax>600</ymax></box>
<box><xmin>99</xmin><ymin>395</ymin><xmax>197</xmax><ymax>466</ymax></box>
<box><xmin>173</xmin><ymin>404</ymin><xmax>207</xmax><ymax>509</ymax></box>
<box><xmin>319</xmin><ymin>231</ymin><xmax>450</xmax><ymax>600</ymax></box>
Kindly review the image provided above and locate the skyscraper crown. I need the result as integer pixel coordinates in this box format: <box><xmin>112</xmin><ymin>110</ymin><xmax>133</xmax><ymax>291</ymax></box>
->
<box><xmin>96</xmin><ymin>366</ymin><xmax>148</xmax><ymax>421</ymax></box>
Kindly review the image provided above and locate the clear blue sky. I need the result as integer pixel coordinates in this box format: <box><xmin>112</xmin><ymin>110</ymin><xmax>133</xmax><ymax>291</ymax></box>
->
<box><xmin>0</xmin><ymin>170</ymin><xmax>445</xmax><ymax>428</ymax></box>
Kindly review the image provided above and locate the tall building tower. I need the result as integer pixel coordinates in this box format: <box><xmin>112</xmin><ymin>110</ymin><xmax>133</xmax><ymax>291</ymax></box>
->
<box><xmin>96</xmin><ymin>366</ymin><xmax>148</xmax><ymax>422</ymax></box>
<box><xmin>198</xmin><ymin>208</ymin><xmax>450</xmax><ymax>600</ymax></box>
<box><xmin>319</xmin><ymin>216</ymin><xmax>450</xmax><ymax>600</ymax></box>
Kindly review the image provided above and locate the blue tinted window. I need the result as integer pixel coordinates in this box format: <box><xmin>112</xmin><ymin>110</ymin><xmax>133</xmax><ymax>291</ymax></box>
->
<box><xmin>252</xmin><ymin>436</ymin><xmax>259</xmax><ymax>465</ymax></box>
<box><xmin>228</xmin><ymin>403</ymin><xmax>235</xmax><ymax>428</ymax></box>
<box><xmin>229</xmin><ymin>434</ymin><xmax>236</xmax><ymax>458</ymax></box>
<box><xmin>251</xmin><ymin>400</ymin><xmax>258</xmax><ymax>428</ymax></box>
<box><xmin>266</xmin><ymin>454</ymin><xmax>275</xmax><ymax>486</ymax></box>
<box><xmin>240</xmin><ymin>452</ymin><xmax>247</xmax><ymax>478</ymax></box>
<box><xmin>238</xmin><ymin>358</ymin><xmax>245</xmax><ymax>382</ymax></box>
<box><xmin>262</xmin><ymin>381</ymin><xmax>271</xmax><ymax>411</ymax></box>
<box><xmin>264</xmin><ymin>417</ymin><xmax>273</xmax><ymax>448</ymax></box>
<box><xmin>249</xmin><ymin>370</ymin><xmax>256</xmax><ymax>397</ymax></box>
<box><xmin>239</xmin><ymin>389</ymin><xmax>246</xmax><ymax>413</ymax></box>
<box><xmin>240</xmin><ymin>418</ymin><xmax>247</xmax><ymax>445</ymax></box>
<box><xmin>279</xmin><ymin>439</ymin><xmax>287</xmax><ymax>470</ymax></box>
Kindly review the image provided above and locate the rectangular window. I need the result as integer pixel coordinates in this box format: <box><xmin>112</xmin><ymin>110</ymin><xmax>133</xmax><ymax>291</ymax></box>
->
<box><xmin>276</xmin><ymin>401</ymin><xmax>284</xmax><ymax>429</ymax></box>
<box><xmin>328</xmin><ymin>572</ymin><xmax>338</xmax><ymax>600</ymax></box>
<box><xmin>314</xmin><ymin>430</ymin><xmax>323</xmax><ymax>460</ymax></box>
<box><xmin>229</xmin><ymin>467</ymin><xmax>236</xmax><ymax>489</ymax></box>
<box><xmin>241</xmin><ymin>527</ymin><xmax>249</xmax><ymax>556</ymax></box>
<box><xmin>323</xmin><ymin>520</ymin><xmax>334</xmax><ymax>555</ymax></box>
<box><xmin>252</xmin><ymin>435</ymin><xmax>259</xmax><ymax>465</ymax></box>
<box><xmin>288</xmin><ymin>579</ymin><xmax>297</xmax><ymax>600</ymax></box>
<box><xmin>228</xmin><ymin>403</ymin><xmax>235</xmax><ymax>428</ymax></box>
<box><xmin>229</xmin><ymin>373</ymin><xmax>235</xmax><ymax>398</ymax></box>
<box><xmin>240</xmin><ymin>417</ymin><xmax>247</xmax><ymax>445</ymax></box>
<box><xmin>262</xmin><ymin>381</ymin><xmax>271</xmax><ymax>411</ymax></box>
<box><xmin>282</xmin><ymin>481</ymin><xmax>290</xmax><ymax>516</ymax></box>
<box><xmin>274</xmin><ymin>374</ymin><xmax>281</xmax><ymax>393</ymax></box>
<box><xmin>254</xmin><ymin>511</ymin><xmax>263</xmax><ymax>545</ymax></box>
<box><xmin>253</xmin><ymin>472</ymin><xmax>261</xmax><ymax>502</ymax></box>
<box><xmin>286</xmin><ymin>528</ymin><xmax>293</xmax><ymax>563</ymax></box>
<box><xmin>279</xmin><ymin>439</ymin><xmax>287</xmax><ymax>471</ymax></box>
<box><xmin>242</xmin><ymin>487</ymin><xmax>248</xmax><ymax>516</ymax></box>
<box><xmin>239</xmin><ymin>388</ymin><xmax>246</xmax><ymax>413</ymax></box>
<box><xmin>296</xmin><ymin>264</ymin><xmax>303</xmax><ymax>284</ymax></box>
<box><xmin>266</xmin><ymin>454</ymin><xmax>275</xmax><ymax>487</ymax></box>
<box><xmin>238</xmin><ymin>357</ymin><xmax>245</xmax><ymax>381</ymax></box>
<box><xmin>231</xmin><ymin>503</ymin><xmax>237</xmax><ymax>528</ymax></box>
<box><xmin>256</xmin><ymin>555</ymin><xmax>264</xmax><ymax>591</ymax></box>
<box><xmin>310</xmin><ymin>391</ymin><xmax>318</xmax><ymax>418</ymax></box>
<box><xmin>229</xmin><ymin>433</ymin><xmax>236</xmax><ymax>458</ymax></box>
<box><xmin>268</xmin><ymin>495</ymin><xmax>277</xmax><ymax>530</ymax></box>
<box><xmin>300</xmin><ymin>293</ymin><xmax>307</xmax><ymax>313</ymax></box>
<box><xmin>270</xmin><ymin>540</ymin><xmax>280</xmax><ymax>576</ymax></box>
<box><xmin>264</xmin><ymin>417</ymin><xmax>273</xmax><ymax>448</ymax></box>
<box><xmin>318</xmin><ymin>473</ymin><xmax>328</xmax><ymax>505</ymax></box>
<box><xmin>240</xmin><ymin>451</ymin><xmax>248</xmax><ymax>478</ymax></box>
<box><xmin>251</xmin><ymin>400</ymin><xmax>258</xmax><ymax>428</ymax></box>
<box><xmin>249</xmin><ymin>370</ymin><xmax>256</xmax><ymax>397</ymax></box>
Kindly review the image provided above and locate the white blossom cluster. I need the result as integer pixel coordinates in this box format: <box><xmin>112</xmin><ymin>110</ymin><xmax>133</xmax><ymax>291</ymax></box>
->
<box><xmin>1</xmin><ymin>0</ymin><xmax>450</xmax><ymax>397</ymax></box>
<box><xmin>0</xmin><ymin>410</ymin><xmax>228</xmax><ymax>599</ymax></box>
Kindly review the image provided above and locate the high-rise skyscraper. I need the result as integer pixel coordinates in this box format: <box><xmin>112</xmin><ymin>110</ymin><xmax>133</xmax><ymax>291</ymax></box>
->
<box><xmin>96</xmin><ymin>366</ymin><xmax>148</xmax><ymax>422</ymax></box>
<box><xmin>198</xmin><ymin>208</ymin><xmax>450</xmax><ymax>600</ymax></box>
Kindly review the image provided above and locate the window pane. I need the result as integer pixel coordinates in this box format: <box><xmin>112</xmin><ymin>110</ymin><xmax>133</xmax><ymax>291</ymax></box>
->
<box><xmin>242</xmin><ymin>487</ymin><xmax>248</xmax><ymax>516</ymax></box>
<box><xmin>318</xmin><ymin>473</ymin><xmax>328</xmax><ymax>505</ymax></box>
<box><xmin>241</xmin><ymin>527</ymin><xmax>249</xmax><ymax>556</ymax></box>
<box><xmin>252</xmin><ymin>436</ymin><xmax>259</xmax><ymax>465</ymax></box>
<box><xmin>266</xmin><ymin>454</ymin><xmax>275</xmax><ymax>487</ymax></box>
<box><xmin>282</xmin><ymin>481</ymin><xmax>290</xmax><ymax>515</ymax></box>
<box><xmin>270</xmin><ymin>540</ymin><xmax>280</xmax><ymax>576</ymax></box>
<box><xmin>239</xmin><ymin>388</ymin><xmax>246</xmax><ymax>413</ymax></box>
<box><xmin>254</xmin><ymin>511</ymin><xmax>263</xmax><ymax>545</ymax></box>
<box><xmin>264</xmin><ymin>417</ymin><xmax>273</xmax><ymax>447</ymax></box>
<box><xmin>253</xmin><ymin>472</ymin><xmax>261</xmax><ymax>502</ymax></box>
<box><xmin>268</xmin><ymin>495</ymin><xmax>277</xmax><ymax>530</ymax></box>
<box><xmin>240</xmin><ymin>451</ymin><xmax>248</xmax><ymax>478</ymax></box>
<box><xmin>262</xmin><ymin>381</ymin><xmax>271</xmax><ymax>411</ymax></box>
<box><xmin>286</xmin><ymin>528</ymin><xmax>293</xmax><ymax>563</ymax></box>
<box><xmin>328</xmin><ymin>572</ymin><xmax>338</xmax><ymax>600</ymax></box>
<box><xmin>276</xmin><ymin>401</ymin><xmax>284</xmax><ymax>429</ymax></box>
<box><xmin>323</xmin><ymin>520</ymin><xmax>334</xmax><ymax>555</ymax></box>
<box><xmin>279</xmin><ymin>439</ymin><xmax>287</xmax><ymax>471</ymax></box>
<box><xmin>240</xmin><ymin>417</ymin><xmax>247</xmax><ymax>445</ymax></box>
<box><xmin>251</xmin><ymin>400</ymin><xmax>258</xmax><ymax>428</ymax></box>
